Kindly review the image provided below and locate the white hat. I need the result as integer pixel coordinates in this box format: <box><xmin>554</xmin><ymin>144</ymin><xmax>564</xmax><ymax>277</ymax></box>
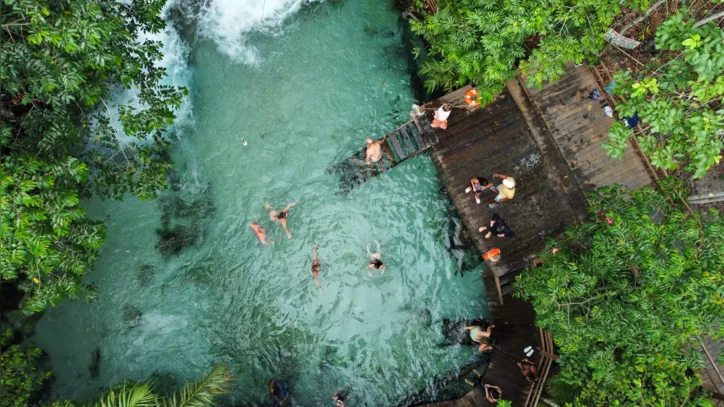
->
<box><xmin>503</xmin><ymin>178</ymin><xmax>515</xmax><ymax>188</ymax></box>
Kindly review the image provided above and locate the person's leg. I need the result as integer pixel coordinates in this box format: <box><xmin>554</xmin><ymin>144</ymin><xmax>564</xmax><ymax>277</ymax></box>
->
<box><xmin>474</xmin><ymin>193</ymin><xmax>481</xmax><ymax>204</ymax></box>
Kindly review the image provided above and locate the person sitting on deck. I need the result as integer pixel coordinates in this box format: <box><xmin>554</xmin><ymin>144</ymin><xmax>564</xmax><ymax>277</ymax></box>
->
<box><xmin>431</xmin><ymin>104</ymin><xmax>452</xmax><ymax>130</ymax></box>
<box><xmin>264</xmin><ymin>201</ymin><xmax>299</xmax><ymax>238</ymax></box>
<box><xmin>311</xmin><ymin>244</ymin><xmax>323</xmax><ymax>292</ymax></box>
<box><xmin>465</xmin><ymin>324</ymin><xmax>494</xmax><ymax>352</ymax></box>
<box><xmin>364</xmin><ymin>138</ymin><xmax>383</xmax><ymax>164</ymax></box>
<box><xmin>332</xmin><ymin>391</ymin><xmax>347</xmax><ymax>407</ymax></box>
<box><xmin>517</xmin><ymin>358</ymin><xmax>539</xmax><ymax>383</ymax></box>
<box><xmin>465</xmin><ymin>177</ymin><xmax>493</xmax><ymax>204</ymax></box>
<box><xmin>250</xmin><ymin>222</ymin><xmax>273</xmax><ymax>245</ymax></box>
<box><xmin>269</xmin><ymin>378</ymin><xmax>291</xmax><ymax>406</ymax></box>
<box><xmin>488</xmin><ymin>173</ymin><xmax>515</xmax><ymax>208</ymax></box>
<box><xmin>483</xmin><ymin>384</ymin><xmax>503</xmax><ymax>403</ymax></box>
<box><xmin>366</xmin><ymin>240</ymin><xmax>385</xmax><ymax>276</ymax></box>
<box><xmin>478</xmin><ymin>213</ymin><xmax>515</xmax><ymax>239</ymax></box>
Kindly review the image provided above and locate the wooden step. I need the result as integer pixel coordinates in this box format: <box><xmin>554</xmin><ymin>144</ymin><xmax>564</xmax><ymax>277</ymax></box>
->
<box><xmin>399</xmin><ymin>127</ymin><xmax>416</xmax><ymax>155</ymax></box>
<box><xmin>388</xmin><ymin>133</ymin><xmax>406</xmax><ymax>160</ymax></box>
<box><xmin>408</xmin><ymin>122</ymin><xmax>426</xmax><ymax>150</ymax></box>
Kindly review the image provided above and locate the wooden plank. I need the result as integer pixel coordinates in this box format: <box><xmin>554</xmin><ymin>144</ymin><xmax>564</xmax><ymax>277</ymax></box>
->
<box><xmin>388</xmin><ymin>132</ymin><xmax>407</xmax><ymax>160</ymax></box>
<box><xmin>400</xmin><ymin>127</ymin><xmax>417</xmax><ymax>155</ymax></box>
<box><xmin>408</xmin><ymin>122</ymin><xmax>427</xmax><ymax>150</ymax></box>
<box><xmin>381</xmin><ymin>140</ymin><xmax>397</xmax><ymax>164</ymax></box>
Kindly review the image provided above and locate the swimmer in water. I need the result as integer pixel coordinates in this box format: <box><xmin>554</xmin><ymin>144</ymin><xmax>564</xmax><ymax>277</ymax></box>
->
<box><xmin>366</xmin><ymin>240</ymin><xmax>385</xmax><ymax>276</ymax></box>
<box><xmin>250</xmin><ymin>222</ymin><xmax>273</xmax><ymax>246</ymax></box>
<box><xmin>311</xmin><ymin>244</ymin><xmax>322</xmax><ymax>292</ymax></box>
<box><xmin>364</xmin><ymin>138</ymin><xmax>383</xmax><ymax>164</ymax></box>
<box><xmin>264</xmin><ymin>201</ymin><xmax>298</xmax><ymax>238</ymax></box>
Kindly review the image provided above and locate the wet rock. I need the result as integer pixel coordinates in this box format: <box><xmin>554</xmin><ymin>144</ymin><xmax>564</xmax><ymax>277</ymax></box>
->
<box><xmin>122</xmin><ymin>305</ymin><xmax>143</xmax><ymax>328</ymax></box>
<box><xmin>89</xmin><ymin>348</ymin><xmax>101</xmax><ymax>379</ymax></box>
<box><xmin>136</xmin><ymin>263</ymin><xmax>156</xmax><ymax>287</ymax></box>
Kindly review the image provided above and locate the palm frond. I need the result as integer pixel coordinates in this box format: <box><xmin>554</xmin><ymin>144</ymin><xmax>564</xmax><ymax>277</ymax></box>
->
<box><xmin>90</xmin><ymin>382</ymin><xmax>157</xmax><ymax>407</ymax></box>
<box><xmin>159</xmin><ymin>365</ymin><xmax>232</xmax><ymax>407</ymax></box>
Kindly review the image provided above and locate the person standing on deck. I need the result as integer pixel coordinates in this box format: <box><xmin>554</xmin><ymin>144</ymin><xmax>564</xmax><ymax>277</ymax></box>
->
<box><xmin>364</xmin><ymin>138</ymin><xmax>383</xmax><ymax>164</ymax></box>
<box><xmin>478</xmin><ymin>213</ymin><xmax>515</xmax><ymax>239</ymax></box>
<box><xmin>431</xmin><ymin>104</ymin><xmax>452</xmax><ymax>129</ymax></box>
<box><xmin>465</xmin><ymin>177</ymin><xmax>493</xmax><ymax>204</ymax></box>
<box><xmin>311</xmin><ymin>244</ymin><xmax>323</xmax><ymax>292</ymax></box>
<box><xmin>264</xmin><ymin>201</ymin><xmax>298</xmax><ymax>238</ymax></box>
<box><xmin>366</xmin><ymin>240</ymin><xmax>385</xmax><ymax>276</ymax></box>
<box><xmin>488</xmin><ymin>173</ymin><xmax>515</xmax><ymax>208</ymax></box>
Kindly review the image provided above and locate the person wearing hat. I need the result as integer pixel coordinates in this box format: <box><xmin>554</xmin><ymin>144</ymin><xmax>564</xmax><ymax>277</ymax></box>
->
<box><xmin>488</xmin><ymin>173</ymin><xmax>515</xmax><ymax>208</ymax></box>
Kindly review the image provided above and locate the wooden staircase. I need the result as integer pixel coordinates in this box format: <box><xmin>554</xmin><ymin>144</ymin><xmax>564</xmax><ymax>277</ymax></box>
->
<box><xmin>328</xmin><ymin>115</ymin><xmax>435</xmax><ymax>195</ymax></box>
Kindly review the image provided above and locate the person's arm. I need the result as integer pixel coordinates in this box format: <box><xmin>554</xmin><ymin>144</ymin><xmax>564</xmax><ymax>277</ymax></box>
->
<box><xmin>313</xmin><ymin>244</ymin><xmax>319</xmax><ymax>260</ymax></box>
<box><xmin>263</xmin><ymin>201</ymin><xmax>273</xmax><ymax>210</ymax></box>
<box><xmin>494</xmin><ymin>173</ymin><xmax>510</xmax><ymax>179</ymax></box>
<box><xmin>282</xmin><ymin>201</ymin><xmax>298</xmax><ymax>212</ymax></box>
<box><xmin>366</xmin><ymin>244</ymin><xmax>372</xmax><ymax>257</ymax></box>
<box><xmin>379</xmin><ymin>264</ymin><xmax>385</xmax><ymax>275</ymax></box>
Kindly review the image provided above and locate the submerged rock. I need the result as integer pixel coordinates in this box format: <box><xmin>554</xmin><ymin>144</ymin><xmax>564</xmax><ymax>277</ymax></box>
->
<box><xmin>89</xmin><ymin>348</ymin><xmax>101</xmax><ymax>379</ymax></box>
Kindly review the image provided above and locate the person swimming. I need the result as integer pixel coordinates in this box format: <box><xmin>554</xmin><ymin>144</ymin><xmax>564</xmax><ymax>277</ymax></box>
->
<box><xmin>250</xmin><ymin>222</ymin><xmax>273</xmax><ymax>246</ymax></box>
<box><xmin>264</xmin><ymin>201</ymin><xmax>298</xmax><ymax>238</ymax></box>
<box><xmin>311</xmin><ymin>244</ymin><xmax>322</xmax><ymax>292</ymax></box>
<box><xmin>364</xmin><ymin>138</ymin><xmax>383</xmax><ymax>164</ymax></box>
<box><xmin>366</xmin><ymin>240</ymin><xmax>385</xmax><ymax>276</ymax></box>
<box><xmin>466</xmin><ymin>324</ymin><xmax>494</xmax><ymax>352</ymax></box>
<box><xmin>332</xmin><ymin>391</ymin><xmax>347</xmax><ymax>407</ymax></box>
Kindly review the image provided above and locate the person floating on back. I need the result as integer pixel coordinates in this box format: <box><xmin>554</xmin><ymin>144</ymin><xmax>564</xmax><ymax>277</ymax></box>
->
<box><xmin>465</xmin><ymin>177</ymin><xmax>493</xmax><ymax>204</ymax></box>
<box><xmin>332</xmin><ymin>391</ymin><xmax>347</xmax><ymax>407</ymax></box>
<box><xmin>517</xmin><ymin>358</ymin><xmax>538</xmax><ymax>383</ymax></box>
<box><xmin>479</xmin><ymin>213</ymin><xmax>515</xmax><ymax>239</ymax></box>
<box><xmin>269</xmin><ymin>378</ymin><xmax>291</xmax><ymax>406</ymax></box>
<box><xmin>431</xmin><ymin>103</ymin><xmax>452</xmax><ymax>129</ymax></box>
<box><xmin>489</xmin><ymin>173</ymin><xmax>515</xmax><ymax>208</ymax></box>
<box><xmin>311</xmin><ymin>244</ymin><xmax>323</xmax><ymax>292</ymax></box>
<box><xmin>250</xmin><ymin>222</ymin><xmax>273</xmax><ymax>245</ymax></box>
<box><xmin>465</xmin><ymin>323</ymin><xmax>494</xmax><ymax>352</ymax></box>
<box><xmin>364</xmin><ymin>138</ymin><xmax>383</xmax><ymax>164</ymax></box>
<box><xmin>366</xmin><ymin>240</ymin><xmax>385</xmax><ymax>276</ymax></box>
<box><xmin>264</xmin><ymin>201</ymin><xmax>298</xmax><ymax>238</ymax></box>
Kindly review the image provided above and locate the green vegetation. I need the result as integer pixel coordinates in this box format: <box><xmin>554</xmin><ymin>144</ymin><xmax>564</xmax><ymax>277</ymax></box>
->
<box><xmin>514</xmin><ymin>181</ymin><xmax>724</xmax><ymax>406</ymax></box>
<box><xmin>1</xmin><ymin>0</ymin><xmax>186</xmax><ymax>314</ymax></box>
<box><xmin>0</xmin><ymin>332</ymin><xmax>232</xmax><ymax>407</ymax></box>
<box><xmin>605</xmin><ymin>10</ymin><xmax>724</xmax><ymax>179</ymax></box>
<box><xmin>410</xmin><ymin>0</ymin><xmax>649</xmax><ymax>105</ymax></box>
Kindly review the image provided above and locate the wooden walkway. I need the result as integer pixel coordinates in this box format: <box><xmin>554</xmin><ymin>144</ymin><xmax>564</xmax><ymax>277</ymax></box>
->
<box><xmin>518</xmin><ymin>63</ymin><xmax>652</xmax><ymax>192</ymax></box>
<box><xmin>327</xmin><ymin>119</ymin><xmax>433</xmax><ymax>194</ymax></box>
<box><xmin>702</xmin><ymin>336</ymin><xmax>724</xmax><ymax>406</ymax></box>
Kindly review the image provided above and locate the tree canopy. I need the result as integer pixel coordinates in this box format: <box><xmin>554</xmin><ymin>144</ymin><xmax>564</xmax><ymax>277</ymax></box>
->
<box><xmin>1</xmin><ymin>0</ymin><xmax>186</xmax><ymax>313</ymax></box>
<box><xmin>514</xmin><ymin>180</ymin><xmax>724</xmax><ymax>406</ymax></box>
<box><xmin>410</xmin><ymin>0</ymin><xmax>649</xmax><ymax>105</ymax></box>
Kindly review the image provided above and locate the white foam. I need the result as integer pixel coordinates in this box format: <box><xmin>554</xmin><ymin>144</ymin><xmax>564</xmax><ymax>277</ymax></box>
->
<box><xmin>197</xmin><ymin>0</ymin><xmax>312</xmax><ymax>64</ymax></box>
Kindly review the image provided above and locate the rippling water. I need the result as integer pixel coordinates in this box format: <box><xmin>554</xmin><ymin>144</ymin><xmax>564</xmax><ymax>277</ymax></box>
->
<box><xmin>34</xmin><ymin>0</ymin><xmax>488</xmax><ymax>405</ymax></box>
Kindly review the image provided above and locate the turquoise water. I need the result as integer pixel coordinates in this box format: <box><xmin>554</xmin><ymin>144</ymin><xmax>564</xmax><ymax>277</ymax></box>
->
<box><xmin>34</xmin><ymin>0</ymin><xmax>488</xmax><ymax>405</ymax></box>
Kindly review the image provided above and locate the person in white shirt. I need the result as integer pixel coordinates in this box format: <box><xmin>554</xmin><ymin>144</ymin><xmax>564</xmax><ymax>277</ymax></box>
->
<box><xmin>431</xmin><ymin>103</ymin><xmax>452</xmax><ymax>129</ymax></box>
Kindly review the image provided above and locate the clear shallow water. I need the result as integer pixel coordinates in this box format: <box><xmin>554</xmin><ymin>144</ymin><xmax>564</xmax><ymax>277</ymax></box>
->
<box><xmin>34</xmin><ymin>0</ymin><xmax>488</xmax><ymax>405</ymax></box>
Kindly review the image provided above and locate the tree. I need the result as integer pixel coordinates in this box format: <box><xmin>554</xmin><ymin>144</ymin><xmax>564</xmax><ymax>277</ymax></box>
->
<box><xmin>604</xmin><ymin>10</ymin><xmax>724</xmax><ymax>179</ymax></box>
<box><xmin>0</xmin><ymin>329</ymin><xmax>51</xmax><ymax>407</ymax></box>
<box><xmin>410</xmin><ymin>0</ymin><xmax>649</xmax><ymax>105</ymax></box>
<box><xmin>1</xmin><ymin>0</ymin><xmax>187</xmax><ymax>313</ymax></box>
<box><xmin>514</xmin><ymin>180</ymin><xmax>724</xmax><ymax>406</ymax></box>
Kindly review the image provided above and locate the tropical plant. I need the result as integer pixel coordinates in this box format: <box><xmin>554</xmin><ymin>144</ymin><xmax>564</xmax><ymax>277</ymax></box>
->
<box><xmin>605</xmin><ymin>10</ymin><xmax>724</xmax><ymax>179</ymax></box>
<box><xmin>410</xmin><ymin>0</ymin><xmax>649</xmax><ymax>105</ymax></box>
<box><xmin>90</xmin><ymin>365</ymin><xmax>232</xmax><ymax>407</ymax></box>
<box><xmin>1</xmin><ymin>0</ymin><xmax>187</xmax><ymax>313</ymax></box>
<box><xmin>514</xmin><ymin>180</ymin><xmax>724</xmax><ymax>406</ymax></box>
<box><xmin>0</xmin><ymin>329</ymin><xmax>51</xmax><ymax>407</ymax></box>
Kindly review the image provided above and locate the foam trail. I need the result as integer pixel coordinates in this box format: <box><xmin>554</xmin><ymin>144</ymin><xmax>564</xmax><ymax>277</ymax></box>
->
<box><xmin>197</xmin><ymin>0</ymin><xmax>313</xmax><ymax>64</ymax></box>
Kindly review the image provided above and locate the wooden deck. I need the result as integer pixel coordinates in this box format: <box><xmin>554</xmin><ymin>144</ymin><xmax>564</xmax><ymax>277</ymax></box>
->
<box><xmin>519</xmin><ymin>64</ymin><xmax>652</xmax><ymax>192</ymax></box>
<box><xmin>702</xmin><ymin>336</ymin><xmax>724</xmax><ymax>406</ymax></box>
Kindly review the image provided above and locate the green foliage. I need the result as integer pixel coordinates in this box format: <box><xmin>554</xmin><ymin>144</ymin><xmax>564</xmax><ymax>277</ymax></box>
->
<box><xmin>1</xmin><ymin>0</ymin><xmax>186</xmax><ymax>313</ymax></box>
<box><xmin>410</xmin><ymin>0</ymin><xmax>647</xmax><ymax>105</ymax></box>
<box><xmin>514</xmin><ymin>181</ymin><xmax>724</xmax><ymax>406</ymax></box>
<box><xmin>0</xmin><ymin>329</ymin><xmax>51</xmax><ymax>407</ymax></box>
<box><xmin>604</xmin><ymin>10</ymin><xmax>724</xmax><ymax>178</ymax></box>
